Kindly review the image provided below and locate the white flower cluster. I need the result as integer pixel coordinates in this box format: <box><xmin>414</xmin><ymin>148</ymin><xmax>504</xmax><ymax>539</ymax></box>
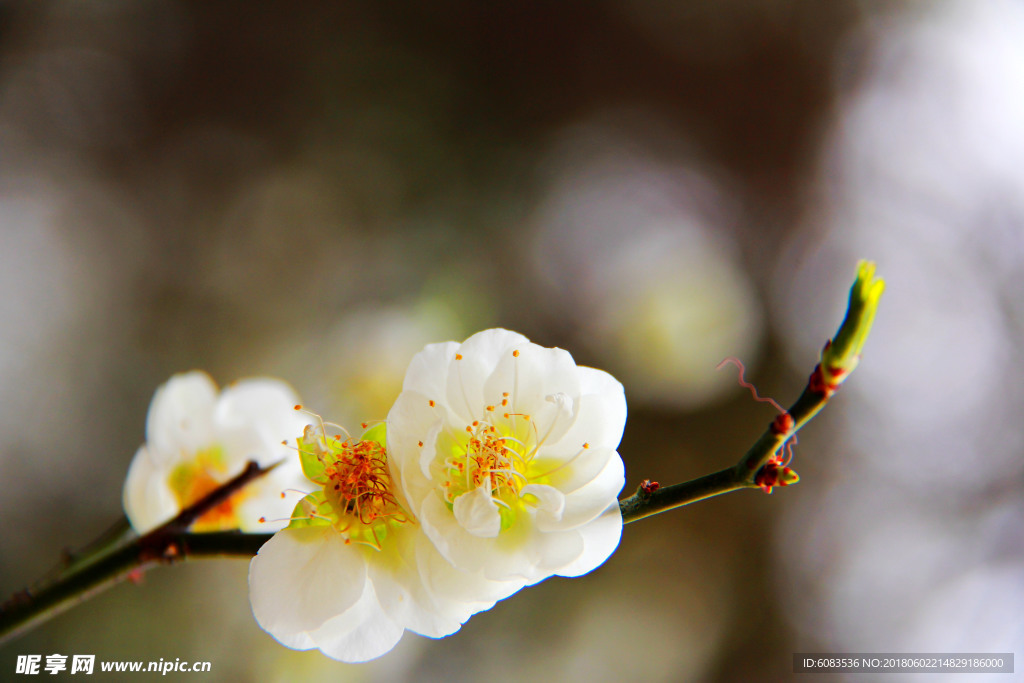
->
<box><xmin>124</xmin><ymin>330</ymin><xmax>627</xmax><ymax>663</ymax></box>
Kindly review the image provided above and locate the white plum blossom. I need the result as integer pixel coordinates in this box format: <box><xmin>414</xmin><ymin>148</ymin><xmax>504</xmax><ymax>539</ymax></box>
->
<box><xmin>248</xmin><ymin>422</ymin><xmax>524</xmax><ymax>663</ymax></box>
<box><xmin>122</xmin><ymin>371</ymin><xmax>310</xmax><ymax>534</ymax></box>
<box><xmin>387</xmin><ymin>328</ymin><xmax>627</xmax><ymax>584</ymax></box>
<box><xmin>249</xmin><ymin>329</ymin><xmax>628</xmax><ymax>662</ymax></box>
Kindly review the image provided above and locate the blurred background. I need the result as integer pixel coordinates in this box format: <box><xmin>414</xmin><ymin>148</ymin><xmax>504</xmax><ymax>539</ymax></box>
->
<box><xmin>1</xmin><ymin>1</ymin><xmax>1022</xmax><ymax>681</ymax></box>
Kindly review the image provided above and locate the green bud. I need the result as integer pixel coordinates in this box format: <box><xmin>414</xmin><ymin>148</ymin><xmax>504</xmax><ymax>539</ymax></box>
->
<box><xmin>819</xmin><ymin>260</ymin><xmax>885</xmax><ymax>389</ymax></box>
<box><xmin>777</xmin><ymin>467</ymin><xmax>800</xmax><ymax>486</ymax></box>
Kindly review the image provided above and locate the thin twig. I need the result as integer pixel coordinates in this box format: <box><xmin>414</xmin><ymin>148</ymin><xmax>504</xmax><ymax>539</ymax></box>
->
<box><xmin>618</xmin><ymin>381</ymin><xmax>826</xmax><ymax>524</ymax></box>
<box><xmin>619</xmin><ymin>261</ymin><xmax>884</xmax><ymax>522</ymax></box>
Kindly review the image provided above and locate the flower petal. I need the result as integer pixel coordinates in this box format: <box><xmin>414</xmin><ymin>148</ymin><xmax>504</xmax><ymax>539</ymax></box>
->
<box><xmin>522</xmin><ymin>527</ymin><xmax>586</xmax><ymax>583</ymax></box>
<box><xmin>577</xmin><ymin>366</ymin><xmax>627</xmax><ymax>446</ymax></box>
<box><xmin>529</xmin><ymin>445</ymin><xmax>617</xmax><ymax>497</ymax></box>
<box><xmin>446</xmin><ymin>329</ymin><xmax>529</xmax><ymax>424</ymax></box>
<box><xmin>421</xmin><ymin>492</ymin><xmax>583</xmax><ymax>582</ymax></box>
<box><xmin>452</xmin><ymin>482</ymin><xmax>502</xmax><ymax>538</ymax></box>
<box><xmin>414</xmin><ymin>530</ymin><xmax>525</xmax><ymax>616</ymax></box>
<box><xmin>554</xmin><ymin>502</ymin><xmax>622</xmax><ymax>578</ymax></box>
<box><xmin>365</xmin><ymin>526</ymin><xmax>464</xmax><ymax>639</ymax></box>
<box><xmin>419</xmin><ymin>420</ymin><xmax>443</xmax><ymax>481</ymax></box>
<box><xmin>387</xmin><ymin>390</ymin><xmax>447</xmax><ymax>508</ymax></box>
<box><xmin>535</xmin><ymin>450</ymin><xmax>625</xmax><ymax>532</ymax></box>
<box><xmin>310</xmin><ymin>582</ymin><xmax>405</xmax><ymax>663</ymax></box>
<box><xmin>234</xmin><ymin>458</ymin><xmax>311</xmax><ymax>532</ymax></box>
<box><xmin>122</xmin><ymin>445</ymin><xmax>178</xmax><ymax>533</ymax></box>
<box><xmin>249</xmin><ymin>526</ymin><xmax>367</xmax><ymax>637</ymax></box>
<box><xmin>402</xmin><ymin>341</ymin><xmax>459</xmax><ymax>398</ymax></box>
<box><xmin>271</xmin><ymin>630</ymin><xmax>316</xmax><ymax>651</ymax></box>
<box><xmin>145</xmin><ymin>371</ymin><xmax>218</xmax><ymax>462</ymax></box>
<box><xmin>214</xmin><ymin>378</ymin><xmax>308</xmax><ymax>467</ymax></box>
<box><xmin>419</xmin><ymin>492</ymin><xmax>496</xmax><ymax>574</ymax></box>
<box><xmin>482</xmin><ymin>341</ymin><xmax>581</xmax><ymax>443</ymax></box>
<box><xmin>520</xmin><ymin>483</ymin><xmax>566</xmax><ymax>528</ymax></box>
<box><xmin>544</xmin><ymin>367</ymin><xmax>626</xmax><ymax>455</ymax></box>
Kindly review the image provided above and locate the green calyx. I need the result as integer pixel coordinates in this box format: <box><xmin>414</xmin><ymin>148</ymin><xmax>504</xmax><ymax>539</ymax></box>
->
<box><xmin>288</xmin><ymin>422</ymin><xmax>392</xmax><ymax>532</ymax></box>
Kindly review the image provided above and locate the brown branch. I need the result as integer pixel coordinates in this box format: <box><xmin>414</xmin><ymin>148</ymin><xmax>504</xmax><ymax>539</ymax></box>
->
<box><xmin>0</xmin><ymin>460</ymin><xmax>278</xmax><ymax>645</ymax></box>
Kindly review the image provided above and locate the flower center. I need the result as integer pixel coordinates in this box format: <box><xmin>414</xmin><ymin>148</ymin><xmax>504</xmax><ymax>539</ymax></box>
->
<box><xmin>295</xmin><ymin>422</ymin><xmax>410</xmax><ymax>550</ymax></box>
<box><xmin>167</xmin><ymin>446</ymin><xmax>246</xmax><ymax>531</ymax></box>
<box><xmin>322</xmin><ymin>439</ymin><xmax>403</xmax><ymax>525</ymax></box>
<box><xmin>443</xmin><ymin>409</ymin><xmax>536</xmax><ymax>510</ymax></box>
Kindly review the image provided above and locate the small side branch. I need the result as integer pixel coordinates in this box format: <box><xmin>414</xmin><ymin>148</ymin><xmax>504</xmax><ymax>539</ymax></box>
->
<box><xmin>619</xmin><ymin>467</ymin><xmax>745</xmax><ymax>523</ymax></box>
<box><xmin>619</xmin><ymin>261</ymin><xmax>884</xmax><ymax>523</ymax></box>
